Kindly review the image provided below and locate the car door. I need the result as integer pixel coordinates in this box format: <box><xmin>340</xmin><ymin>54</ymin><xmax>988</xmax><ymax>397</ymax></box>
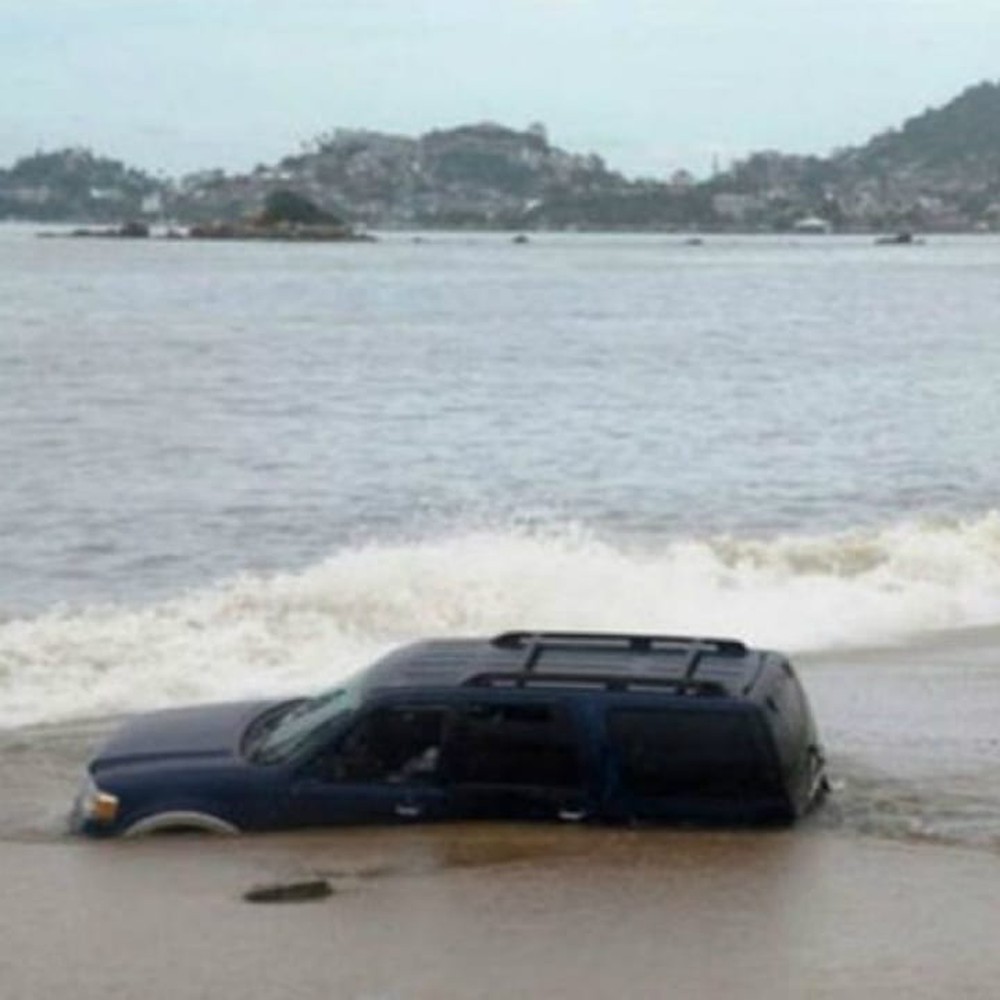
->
<box><xmin>287</xmin><ymin>703</ymin><xmax>451</xmax><ymax>827</ymax></box>
<box><xmin>440</xmin><ymin>696</ymin><xmax>593</xmax><ymax>822</ymax></box>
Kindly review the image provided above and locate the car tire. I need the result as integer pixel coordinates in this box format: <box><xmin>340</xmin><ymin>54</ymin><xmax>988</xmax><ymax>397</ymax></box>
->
<box><xmin>122</xmin><ymin>810</ymin><xmax>240</xmax><ymax>837</ymax></box>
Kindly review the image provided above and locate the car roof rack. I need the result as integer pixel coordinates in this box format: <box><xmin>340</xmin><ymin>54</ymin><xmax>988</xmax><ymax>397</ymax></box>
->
<box><xmin>490</xmin><ymin>630</ymin><xmax>747</xmax><ymax>674</ymax></box>
<box><xmin>461</xmin><ymin>671</ymin><xmax>728</xmax><ymax>696</ymax></box>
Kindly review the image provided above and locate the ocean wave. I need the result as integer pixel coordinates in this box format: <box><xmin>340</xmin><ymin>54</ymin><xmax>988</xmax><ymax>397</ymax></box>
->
<box><xmin>4</xmin><ymin>513</ymin><xmax>1000</xmax><ymax>727</ymax></box>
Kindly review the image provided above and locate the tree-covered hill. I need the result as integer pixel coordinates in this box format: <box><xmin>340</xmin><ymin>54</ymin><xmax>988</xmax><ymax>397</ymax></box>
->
<box><xmin>854</xmin><ymin>81</ymin><xmax>1000</xmax><ymax>172</ymax></box>
<box><xmin>707</xmin><ymin>80</ymin><xmax>1000</xmax><ymax>230</ymax></box>
<box><xmin>0</xmin><ymin>148</ymin><xmax>160</xmax><ymax>221</ymax></box>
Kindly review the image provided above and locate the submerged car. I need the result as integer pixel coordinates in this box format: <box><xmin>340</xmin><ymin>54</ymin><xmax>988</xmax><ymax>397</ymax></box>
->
<box><xmin>71</xmin><ymin>630</ymin><xmax>827</xmax><ymax>837</ymax></box>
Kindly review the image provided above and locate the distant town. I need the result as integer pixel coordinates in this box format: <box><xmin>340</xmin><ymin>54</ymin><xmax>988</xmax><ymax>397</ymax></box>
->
<box><xmin>3</xmin><ymin>80</ymin><xmax>1000</xmax><ymax>234</ymax></box>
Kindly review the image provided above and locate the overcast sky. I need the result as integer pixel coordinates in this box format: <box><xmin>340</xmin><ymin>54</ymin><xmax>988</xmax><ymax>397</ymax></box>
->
<box><xmin>3</xmin><ymin>0</ymin><xmax>998</xmax><ymax>178</ymax></box>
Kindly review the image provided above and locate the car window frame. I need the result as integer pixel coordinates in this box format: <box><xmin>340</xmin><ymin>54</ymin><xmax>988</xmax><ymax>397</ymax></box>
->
<box><xmin>438</xmin><ymin>689</ymin><xmax>593</xmax><ymax>795</ymax></box>
<box><xmin>296</xmin><ymin>695</ymin><xmax>452</xmax><ymax>787</ymax></box>
<box><xmin>600</xmin><ymin>696</ymin><xmax>781</xmax><ymax>804</ymax></box>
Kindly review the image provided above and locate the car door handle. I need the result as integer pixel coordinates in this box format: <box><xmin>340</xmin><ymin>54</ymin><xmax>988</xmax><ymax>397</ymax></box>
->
<box><xmin>395</xmin><ymin>802</ymin><xmax>424</xmax><ymax>819</ymax></box>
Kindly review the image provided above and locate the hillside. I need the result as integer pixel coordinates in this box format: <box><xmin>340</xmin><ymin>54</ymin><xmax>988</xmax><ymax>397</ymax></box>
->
<box><xmin>0</xmin><ymin>148</ymin><xmax>160</xmax><ymax>221</ymax></box>
<box><xmin>855</xmin><ymin>81</ymin><xmax>1000</xmax><ymax>172</ymax></box>
<box><xmin>4</xmin><ymin>80</ymin><xmax>1000</xmax><ymax>231</ymax></box>
<box><xmin>168</xmin><ymin>122</ymin><xmax>711</xmax><ymax>229</ymax></box>
<box><xmin>710</xmin><ymin>80</ymin><xmax>1000</xmax><ymax>231</ymax></box>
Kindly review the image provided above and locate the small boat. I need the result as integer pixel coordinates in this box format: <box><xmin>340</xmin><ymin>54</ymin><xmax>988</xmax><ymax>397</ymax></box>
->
<box><xmin>792</xmin><ymin>215</ymin><xmax>832</xmax><ymax>234</ymax></box>
<box><xmin>875</xmin><ymin>231</ymin><xmax>922</xmax><ymax>245</ymax></box>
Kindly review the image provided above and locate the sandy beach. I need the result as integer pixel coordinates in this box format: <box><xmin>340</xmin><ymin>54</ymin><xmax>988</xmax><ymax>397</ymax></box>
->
<box><xmin>1</xmin><ymin>824</ymin><xmax>998</xmax><ymax>999</ymax></box>
<box><xmin>3</xmin><ymin>632</ymin><xmax>1000</xmax><ymax>999</ymax></box>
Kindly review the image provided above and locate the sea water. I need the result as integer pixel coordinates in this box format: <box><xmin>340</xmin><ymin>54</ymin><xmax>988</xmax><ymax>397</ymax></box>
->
<box><xmin>2</xmin><ymin>226</ymin><xmax>999</xmax><ymax>844</ymax></box>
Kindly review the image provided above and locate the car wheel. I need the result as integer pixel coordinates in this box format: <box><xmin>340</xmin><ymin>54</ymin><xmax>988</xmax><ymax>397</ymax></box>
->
<box><xmin>122</xmin><ymin>810</ymin><xmax>240</xmax><ymax>837</ymax></box>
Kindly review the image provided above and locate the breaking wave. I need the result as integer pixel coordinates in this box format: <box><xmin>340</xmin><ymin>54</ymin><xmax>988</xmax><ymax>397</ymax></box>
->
<box><xmin>4</xmin><ymin>512</ymin><xmax>1000</xmax><ymax>728</ymax></box>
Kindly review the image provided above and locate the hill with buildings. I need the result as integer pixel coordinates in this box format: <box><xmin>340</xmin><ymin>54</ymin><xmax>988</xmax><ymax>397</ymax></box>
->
<box><xmin>3</xmin><ymin>80</ymin><xmax>1000</xmax><ymax>231</ymax></box>
<box><xmin>167</xmin><ymin>122</ymin><xmax>712</xmax><ymax>229</ymax></box>
<box><xmin>0</xmin><ymin>148</ymin><xmax>160</xmax><ymax>221</ymax></box>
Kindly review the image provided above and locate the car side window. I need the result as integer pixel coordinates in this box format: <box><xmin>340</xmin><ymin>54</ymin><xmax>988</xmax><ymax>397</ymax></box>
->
<box><xmin>444</xmin><ymin>701</ymin><xmax>582</xmax><ymax>789</ymax></box>
<box><xmin>607</xmin><ymin>708</ymin><xmax>771</xmax><ymax>798</ymax></box>
<box><xmin>312</xmin><ymin>706</ymin><xmax>446</xmax><ymax>784</ymax></box>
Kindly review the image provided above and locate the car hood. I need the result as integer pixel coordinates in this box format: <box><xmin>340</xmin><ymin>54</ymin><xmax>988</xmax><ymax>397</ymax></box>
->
<box><xmin>91</xmin><ymin>699</ymin><xmax>281</xmax><ymax>773</ymax></box>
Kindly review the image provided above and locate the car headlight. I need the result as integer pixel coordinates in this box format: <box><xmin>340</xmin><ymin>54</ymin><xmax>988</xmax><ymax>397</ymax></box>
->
<box><xmin>75</xmin><ymin>773</ymin><xmax>120</xmax><ymax>825</ymax></box>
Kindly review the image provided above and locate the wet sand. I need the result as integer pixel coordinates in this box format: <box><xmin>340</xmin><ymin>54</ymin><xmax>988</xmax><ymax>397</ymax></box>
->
<box><xmin>1</xmin><ymin>824</ymin><xmax>998</xmax><ymax>999</ymax></box>
<box><xmin>4</xmin><ymin>628</ymin><xmax>1000</xmax><ymax>998</ymax></box>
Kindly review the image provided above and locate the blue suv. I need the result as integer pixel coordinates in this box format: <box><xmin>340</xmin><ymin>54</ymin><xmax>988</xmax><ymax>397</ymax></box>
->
<box><xmin>71</xmin><ymin>631</ymin><xmax>828</xmax><ymax>836</ymax></box>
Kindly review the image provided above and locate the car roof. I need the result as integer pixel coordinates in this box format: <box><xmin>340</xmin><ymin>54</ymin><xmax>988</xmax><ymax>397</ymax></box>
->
<box><xmin>362</xmin><ymin>631</ymin><xmax>775</xmax><ymax>701</ymax></box>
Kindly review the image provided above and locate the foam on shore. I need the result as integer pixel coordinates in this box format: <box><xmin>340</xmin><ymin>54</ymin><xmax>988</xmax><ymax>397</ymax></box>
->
<box><xmin>4</xmin><ymin>512</ymin><xmax>1000</xmax><ymax>727</ymax></box>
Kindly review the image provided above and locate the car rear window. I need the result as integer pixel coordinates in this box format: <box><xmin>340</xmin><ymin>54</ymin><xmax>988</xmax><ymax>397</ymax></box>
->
<box><xmin>607</xmin><ymin>707</ymin><xmax>772</xmax><ymax>798</ymax></box>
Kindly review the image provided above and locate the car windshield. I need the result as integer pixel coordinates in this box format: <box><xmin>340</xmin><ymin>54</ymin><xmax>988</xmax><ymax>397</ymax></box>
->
<box><xmin>250</xmin><ymin>672</ymin><xmax>366</xmax><ymax>764</ymax></box>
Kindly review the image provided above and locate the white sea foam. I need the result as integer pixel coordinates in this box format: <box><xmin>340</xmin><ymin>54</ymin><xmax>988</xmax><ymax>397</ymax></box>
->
<box><xmin>4</xmin><ymin>512</ymin><xmax>1000</xmax><ymax>728</ymax></box>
